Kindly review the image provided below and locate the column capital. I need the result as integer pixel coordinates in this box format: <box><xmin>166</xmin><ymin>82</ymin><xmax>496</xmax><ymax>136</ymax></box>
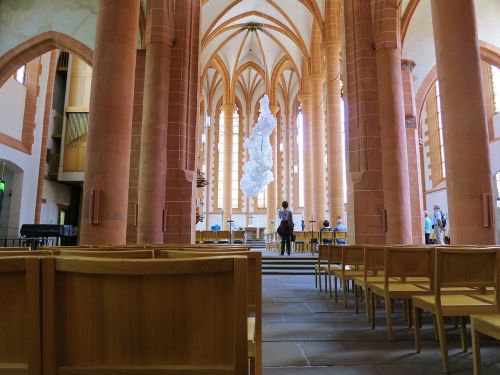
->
<box><xmin>401</xmin><ymin>59</ymin><xmax>416</xmax><ymax>72</ymax></box>
<box><xmin>220</xmin><ymin>103</ymin><xmax>235</xmax><ymax>111</ymax></box>
<box><xmin>269</xmin><ymin>104</ymin><xmax>280</xmax><ymax>115</ymax></box>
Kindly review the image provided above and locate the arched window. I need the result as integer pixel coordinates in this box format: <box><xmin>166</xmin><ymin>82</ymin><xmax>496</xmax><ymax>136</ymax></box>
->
<box><xmin>257</xmin><ymin>190</ymin><xmax>266</xmax><ymax>209</ymax></box>
<box><xmin>13</xmin><ymin>65</ymin><xmax>26</xmax><ymax>84</ymax></box>
<box><xmin>435</xmin><ymin>81</ymin><xmax>446</xmax><ymax>179</ymax></box>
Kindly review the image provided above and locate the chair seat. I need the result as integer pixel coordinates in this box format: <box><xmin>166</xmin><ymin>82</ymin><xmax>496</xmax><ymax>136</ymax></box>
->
<box><xmin>353</xmin><ymin>275</ymin><xmax>387</xmax><ymax>287</ymax></box>
<box><xmin>332</xmin><ymin>269</ymin><xmax>364</xmax><ymax>278</ymax></box>
<box><xmin>471</xmin><ymin>314</ymin><xmax>500</xmax><ymax>341</ymax></box>
<box><xmin>413</xmin><ymin>294</ymin><xmax>495</xmax><ymax>316</ymax></box>
<box><xmin>316</xmin><ymin>264</ymin><xmax>341</xmax><ymax>272</ymax></box>
<box><xmin>370</xmin><ymin>282</ymin><xmax>430</xmax><ymax>296</ymax></box>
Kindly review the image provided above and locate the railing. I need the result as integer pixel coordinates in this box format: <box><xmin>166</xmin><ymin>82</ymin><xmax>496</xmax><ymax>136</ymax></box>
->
<box><xmin>0</xmin><ymin>237</ymin><xmax>57</xmax><ymax>249</ymax></box>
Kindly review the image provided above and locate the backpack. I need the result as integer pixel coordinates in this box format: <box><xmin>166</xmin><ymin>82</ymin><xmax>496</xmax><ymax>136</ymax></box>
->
<box><xmin>440</xmin><ymin>211</ymin><xmax>447</xmax><ymax>228</ymax></box>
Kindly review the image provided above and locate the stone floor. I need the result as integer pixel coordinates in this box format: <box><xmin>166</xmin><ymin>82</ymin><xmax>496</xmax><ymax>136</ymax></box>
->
<box><xmin>262</xmin><ymin>275</ymin><xmax>500</xmax><ymax>374</ymax></box>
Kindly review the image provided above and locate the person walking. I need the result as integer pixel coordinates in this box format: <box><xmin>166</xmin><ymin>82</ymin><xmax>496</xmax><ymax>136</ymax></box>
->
<box><xmin>277</xmin><ymin>201</ymin><xmax>294</xmax><ymax>256</ymax></box>
<box><xmin>424</xmin><ymin>211</ymin><xmax>432</xmax><ymax>244</ymax></box>
<box><xmin>432</xmin><ymin>204</ymin><xmax>445</xmax><ymax>245</ymax></box>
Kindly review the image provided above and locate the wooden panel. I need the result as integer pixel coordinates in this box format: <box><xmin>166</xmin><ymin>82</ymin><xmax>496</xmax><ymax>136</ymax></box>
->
<box><xmin>0</xmin><ymin>257</ymin><xmax>41</xmax><ymax>375</ymax></box>
<box><xmin>42</xmin><ymin>257</ymin><xmax>248</xmax><ymax>375</ymax></box>
<box><xmin>52</xmin><ymin>250</ymin><xmax>154</xmax><ymax>258</ymax></box>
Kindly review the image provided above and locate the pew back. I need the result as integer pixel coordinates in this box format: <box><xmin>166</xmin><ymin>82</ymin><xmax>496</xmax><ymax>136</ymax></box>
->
<box><xmin>42</xmin><ymin>256</ymin><xmax>248</xmax><ymax>375</ymax></box>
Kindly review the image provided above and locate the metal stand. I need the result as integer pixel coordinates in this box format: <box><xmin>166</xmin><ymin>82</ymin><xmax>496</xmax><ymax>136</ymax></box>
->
<box><xmin>227</xmin><ymin>218</ymin><xmax>235</xmax><ymax>244</ymax></box>
<box><xmin>308</xmin><ymin>219</ymin><xmax>316</xmax><ymax>254</ymax></box>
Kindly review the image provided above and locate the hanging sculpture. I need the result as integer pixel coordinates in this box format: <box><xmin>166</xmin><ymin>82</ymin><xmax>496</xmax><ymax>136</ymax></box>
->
<box><xmin>240</xmin><ymin>95</ymin><xmax>276</xmax><ymax>197</ymax></box>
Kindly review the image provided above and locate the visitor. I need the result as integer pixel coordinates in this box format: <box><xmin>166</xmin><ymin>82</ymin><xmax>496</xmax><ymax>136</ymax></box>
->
<box><xmin>432</xmin><ymin>204</ymin><xmax>445</xmax><ymax>245</ymax></box>
<box><xmin>301</xmin><ymin>219</ymin><xmax>305</xmax><ymax>231</ymax></box>
<box><xmin>424</xmin><ymin>211</ymin><xmax>432</xmax><ymax>244</ymax></box>
<box><xmin>277</xmin><ymin>201</ymin><xmax>294</xmax><ymax>256</ymax></box>
<box><xmin>320</xmin><ymin>220</ymin><xmax>333</xmax><ymax>244</ymax></box>
<box><xmin>333</xmin><ymin>218</ymin><xmax>347</xmax><ymax>245</ymax></box>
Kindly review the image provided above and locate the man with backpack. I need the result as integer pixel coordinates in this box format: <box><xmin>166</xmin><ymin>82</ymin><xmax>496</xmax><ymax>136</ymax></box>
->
<box><xmin>432</xmin><ymin>204</ymin><xmax>446</xmax><ymax>245</ymax></box>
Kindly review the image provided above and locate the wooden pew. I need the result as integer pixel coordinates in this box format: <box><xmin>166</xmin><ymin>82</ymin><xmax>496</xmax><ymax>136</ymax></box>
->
<box><xmin>0</xmin><ymin>247</ymin><xmax>31</xmax><ymax>251</ymax></box>
<box><xmin>157</xmin><ymin>249</ymin><xmax>262</xmax><ymax>375</ymax></box>
<box><xmin>0</xmin><ymin>257</ymin><xmax>41</xmax><ymax>375</ymax></box>
<box><xmin>42</xmin><ymin>256</ymin><xmax>249</xmax><ymax>375</ymax></box>
<box><xmin>0</xmin><ymin>250</ymin><xmax>52</xmax><ymax>257</ymax></box>
<box><xmin>51</xmin><ymin>249</ymin><xmax>154</xmax><ymax>258</ymax></box>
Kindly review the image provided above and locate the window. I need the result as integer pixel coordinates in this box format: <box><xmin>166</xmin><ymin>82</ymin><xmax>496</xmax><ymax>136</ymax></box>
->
<box><xmin>435</xmin><ymin>81</ymin><xmax>446</xmax><ymax>179</ymax></box>
<box><xmin>492</xmin><ymin>65</ymin><xmax>500</xmax><ymax>113</ymax></box>
<box><xmin>14</xmin><ymin>65</ymin><xmax>26</xmax><ymax>84</ymax></box>
<box><xmin>217</xmin><ymin>107</ymin><xmax>240</xmax><ymax>209</ymax></box>
<box><xmin>257</xmin><ymin>189</ymin><xmax>266</xmax><ymax>208</ymax></box>
<box><xmin>297</xmin><ymin>103</ymin><xmax>304</xmax><ymax>208</ymax></box>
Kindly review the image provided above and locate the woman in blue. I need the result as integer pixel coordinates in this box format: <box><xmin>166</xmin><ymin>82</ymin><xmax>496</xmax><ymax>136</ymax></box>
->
<box><xmin>277</xmin><ymin>201</ymin><xmax>294</xmax><ymax>256</ymax></box>
<box><xmin>423</xmin><ymin>211</ymin><xmax>432</xmax><ymax>244</ymax></box>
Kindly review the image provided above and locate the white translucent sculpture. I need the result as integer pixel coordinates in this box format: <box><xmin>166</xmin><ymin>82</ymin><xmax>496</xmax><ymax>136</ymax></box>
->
<box><xmin>240</xmin><ymin>95</ymin><xmax>276</xmax><ymax>197</ymax></box>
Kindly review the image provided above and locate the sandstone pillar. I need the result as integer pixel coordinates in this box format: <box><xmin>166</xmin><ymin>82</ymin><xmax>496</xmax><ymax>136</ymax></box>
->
<box><xmin>431</xmin><ymin>0</ymin><xmax>495</xmax><ymax>244</ymax></box>
<box><xmin>80</xmin><ymin>0</ymin><xmax>140</xmax><ymax>245</ymax></box>
<box><xmin>137</xmin><ymin>2</ymin><xmax>173</xmax><ymax>244</ymax></box>
<box><xmin>268</xmin><ymin>104</ymin><xmax>279</xmax><ymax>231</ymax></box>
<box><xmin>325</xmin><ymin>0</ymin><xmax>344</xmax><ymax>225</ymax></box>
<box><xmin>401</xmin><ymin>60</ymin><xmax>424</xmax><ymax>244</ymax></box>
<box><xmin>310</xmin><ymin>75</ymin><xmax>327</xmax><ymax>228</ymax></box>
<box><xmin>300</xmin><ymin>93</ymin><xmax>314</xmax><ymax>228</ymax></box>
<box><xmin>221</xmin><ymin>103</ymin><xmax>234</xmax><ymax>229</ymax></box>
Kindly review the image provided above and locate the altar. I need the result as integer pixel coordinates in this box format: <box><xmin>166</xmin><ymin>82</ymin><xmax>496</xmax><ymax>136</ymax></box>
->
<box><xmin>245</xmin><ymin>227</ymin><xmax>265</xmax><ymax>240</ymax></box>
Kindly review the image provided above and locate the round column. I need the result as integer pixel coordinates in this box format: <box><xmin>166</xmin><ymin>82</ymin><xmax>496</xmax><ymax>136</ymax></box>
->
<box><xmin>137</xmin><ymin>3</ymin><xmax>173</xmax><ymax>244</ymax></box>
<box><xmin>431</xmin><ymin>0</ymin><xmax>495</xmax><ymax>244</ymax></box>
<box><xmin>310</xmin><ymin>75</ymin><xmax>327</xmax><ymax>228</ymax></box>
<box><xmin>268</xmin><ymin>105</ymin><xmax>279</xmax><ymax>232</ymax></box>
<box><xmin>300</xmin><ymin>93</ymin><xmax>314</xmax><ymax>228</ymax></box>
<box><xmin>80</xmin><ymin>0</ymin><xmax>140</xmax><ymax>245</ymax></box>
<box><xmin>221</xmin><ymin>103</ymin><xmax>234</xmax><ymax>229</ymax></box>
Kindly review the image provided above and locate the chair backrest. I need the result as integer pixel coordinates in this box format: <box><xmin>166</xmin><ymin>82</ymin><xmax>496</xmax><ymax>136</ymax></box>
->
<box><xmin>435</xmin><ymin>247</ymin><xmax>499</xmax><ymax>292</ymax></box>
<box><xmin>330</xmin><ymin>245</ymin><xmax>343</xmax><ymax>263</ymax></box>
<box><xmin>334</xmin><ymin>231</ymin><xmax>347</xmax><ymax>244</ymax></box>
<box><xmin>0</xmin><ymin>257</ymin><xmax>41</xmax><ymax>374</ymax></box>
<box><xmin>195</xmin><ymin>231</ymin><xmax>202</xmax><ymax>243</ymax></box>
<box><xmin>363</xmin><ymin>245</ymin><xmax>385</xmax><ymax>280</ymax></box>
<box><xmin>294</xmin><ymin>231</ymin><xmax>305</xmax><ymax>242</ymax></box>
<box><xmin>384</xmin><ymin>246</ymin><xmax>434</xmax><ymax>286</ymax></box>
<box><xmin>217</xmin><ymin>230</ymin><xmax>231</xmax><ymax>243</ymax></box>
<box><xmin>320</xmin><ymin>231</ymin><xmax>334</xmax><ymax>242</ymax></box>
<box><xmin>341</xmin><ymin>245</ymin><xmax>364</xmax><ymax>270</ymax></box>
<box><xmin>232</xmin><ymin>231</ymin><xmax>245</xmax><ymax>243</ymax></box>
<box><xmin>53</xmin><ymin>250</ymin><xmax>154</xmax><ymax>258</ymax></box>
<box><xmin>42</xmin><ymin>256</ymin><xmax>248</xmax><ymax>375</ymax></box>
<box><xmin>317</xmin><ymin>245</ymin><xmax>330</xmax><ymax>262</ymax></box>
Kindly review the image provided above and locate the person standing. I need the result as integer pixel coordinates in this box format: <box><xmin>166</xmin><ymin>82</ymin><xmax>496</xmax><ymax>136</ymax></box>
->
<box><xmin>424</xmin><ymin>211</ymin><xmax>432</xmax><ymax>244</ymax></box>
<box><xmin>432</xmin><ymin>204</ymin><xmax>445</xmax><ymax>245</ymax></box>
<box><xmin>277</xmin><ymin>201</ymin><xmax>294</xmax><ymax>256</ymax></box>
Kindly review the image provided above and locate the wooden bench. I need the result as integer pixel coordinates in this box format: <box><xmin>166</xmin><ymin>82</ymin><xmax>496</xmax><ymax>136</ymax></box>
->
<box><xmin>42</xmin><ymin>256</ymin><xmax>249</xmax><ymax>375</ymax></box>
<box><xmin>0</xmin><ymin>246</ymin><xmax>31</xmax><ymax>251</ymax></box>
<box><xmin>51</xmin><ymin>249</ymin><xmax>154</xmax><ymax>258</ymax></box>
<box><xmin>157</xmin><ymin>249</ymin><xmax>262</xmax><ymax>375</ymax></box>
<box><xmin>0</xmin><ymin>257</ymin><xmax>41</xmax><ymax>374</ymax></box>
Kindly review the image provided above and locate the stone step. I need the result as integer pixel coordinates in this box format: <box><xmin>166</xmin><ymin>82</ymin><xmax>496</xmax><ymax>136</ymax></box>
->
<box><xmin>262</xmin><ymin>256</ymin><xmax>316</xmax><ymax>275</ymax></box>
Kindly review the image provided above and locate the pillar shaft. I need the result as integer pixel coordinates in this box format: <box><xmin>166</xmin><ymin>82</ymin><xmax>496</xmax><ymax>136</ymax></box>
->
<box><xmin>301</xmin><ymin>94</ymin><xmax>314</xmax><ymax>226</ymax></box>
<box><xmin>222</xmin><ymin>103</ymin><xmax>234</xmax><ymax>229</ymax></box>
<box><xmin>137</xmin><ymin>3</ymin><xmax>173</xmax><ymax>244</ymax></box>
<box><xmin>376</xmin><ymin>47</ymin><xmax>412</xmax><ymax>244</ymax></box>
<box><xmin>310</xmin><ymin>76</ymin><xmax>327</xmax><ymax>228</ymax></box>
<box><xmin>431</xmin><ymin>0</ymin><xmax>495</xmax><ymax>244</ymax></box>
<box><xmin>80</xmin><ymin>0</ymin><xmax>140</xmax><ymax>245</ymax></box>
<box><xmin>268</xmin><ymin>105</ymin><xmax>279</xmax><ymax>231</ymax></box>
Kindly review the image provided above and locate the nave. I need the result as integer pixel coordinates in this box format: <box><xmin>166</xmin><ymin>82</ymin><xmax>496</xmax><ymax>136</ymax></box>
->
<box><xmin>261</xmin><ymin>275</ymin><xmax>500</xmax><ymax>374</ymax></box>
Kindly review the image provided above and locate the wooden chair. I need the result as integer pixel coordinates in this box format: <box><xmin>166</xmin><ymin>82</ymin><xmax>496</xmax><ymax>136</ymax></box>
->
<box><xmin>202</xmin><ymin>230</ymin><xmax>216</xmax><ymax>243</ymax></box>
<box><xmin>308</xmin><ymin>231</ymin><xmax>319</xmax><ymax>253</ymax></box>
<box><xmin>195</xmin><ymin>230</ymin><xmax>202</xmax><ymax>243</ymax></box>
<box><xmin>41</xmin><ymin>256</ymin><xmax>249</xmax><ymax>375</ymax></box>
<box><xmin>334</xmin><ymin>231</ymin><xmax>348</xmax><ymax>245</ymax></box>
<box><xmin>293</xmin><ymin>231</ymin><xmax>306</xmax><ymax>253</ymax></box>
<box><xmin>413</xmin><ymin>247</ymin><xmax>499</xmax><ymax>373</ymax></box>
<box><xmin>158</xmin><ymin>250</ymin><xmax>262</xmax><ymax>375</ymax></box>
<box><xmin>315</xmin><ymin>245</ymin><xmax>335</xmax><ymax>293</ymax></box>
<box><xmin>232</xmin><ymin>230</ymin><xmax>245</xmax><ymax>244</ymax></box>
<box><xmin>216</xmin><ymin>230</ymin><xmax>231</xmax><ymax>244</ymax></box>
<box><xmin>0</xmin><ymin>257</ymin><xmax>41</xmax><ymax>374</ymax></box>
<box><xmin>332</xmin><ymin>245</ymin><xmax>365</xmax><ymax>308</ymax></box>
<box><xmin>319</xmin><ymin>231</ymin><xmax>334</xmax><ymax>244</ymax></box>
<box><xmin>471</xmin><ymin>313</ymin><xmax>500</xmax><ymax>375</ymax></box>
<box><xmin>369</xmin><ymin>246</ymin><xmax>434</xmax><ymax>341</ymax></box>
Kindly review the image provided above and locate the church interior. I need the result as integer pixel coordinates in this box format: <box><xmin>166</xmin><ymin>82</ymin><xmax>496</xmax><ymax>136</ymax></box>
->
<box><xmin>0</xmin><ymin>0</ymin><xmax>500</xmax><ymax>374</ymax></box>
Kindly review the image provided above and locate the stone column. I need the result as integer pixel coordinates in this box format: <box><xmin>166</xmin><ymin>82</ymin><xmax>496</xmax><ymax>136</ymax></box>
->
<box><xmin>80</xmin><ymin>0</ymin><xmax>140</xmax><ymax>245</ymax></box>
<box><xmin>310</xmin><ymin>75</ymin><xmax>327</xmax><ymax>228</ymax></box>
<box><xmin>137</xmin><ymin>2</ymin><xmax>173</xmax><ymax>244</ymax></box>
<box><xmin>373</xmin><ymin>0</ymin><xmax>412</xmax><ymax>244</ymax></box>
<box><xmin>268</xmin><ymin>104</ymin><xmax>279</xmax><ymax>231</ymax></box>
<box><xmin>221</xmin><ymin>103</ymin><xmax>234</xmax><ymax>229</ymax></box>
<box><xmin>276</xmin><ymin>110</ymin><xmax>283</xmax><ymax>203</ymax></box>
<box><xmin>300</xmin><ymin>93</ymin><xmax>314</xmax><ymax>227</ymax></box>
<box><xmin>284</xmin><ymin>109</ymin><xmax>291</xmax><ymax>201</ymax></box>
<box><xmin>401</xmin><ymin>60</ymin><xmax>424</xmax><ymax>244</ymax></box>
<box><xmin>325</xmin><ymin>0</ymin><xmax>344</xmax><ymax>225</ymax></box>
<box><xmin>431</xmin><ymin>0</ymin><xmax>495</xmax><ymax>244</ymax></box>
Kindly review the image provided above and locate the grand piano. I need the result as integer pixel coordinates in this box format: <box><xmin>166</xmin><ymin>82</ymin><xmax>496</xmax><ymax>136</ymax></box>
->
<box><xmin>20</xmin><ymin>224</ymin><xmax>77</xmax><ymax>248</ymax></box>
